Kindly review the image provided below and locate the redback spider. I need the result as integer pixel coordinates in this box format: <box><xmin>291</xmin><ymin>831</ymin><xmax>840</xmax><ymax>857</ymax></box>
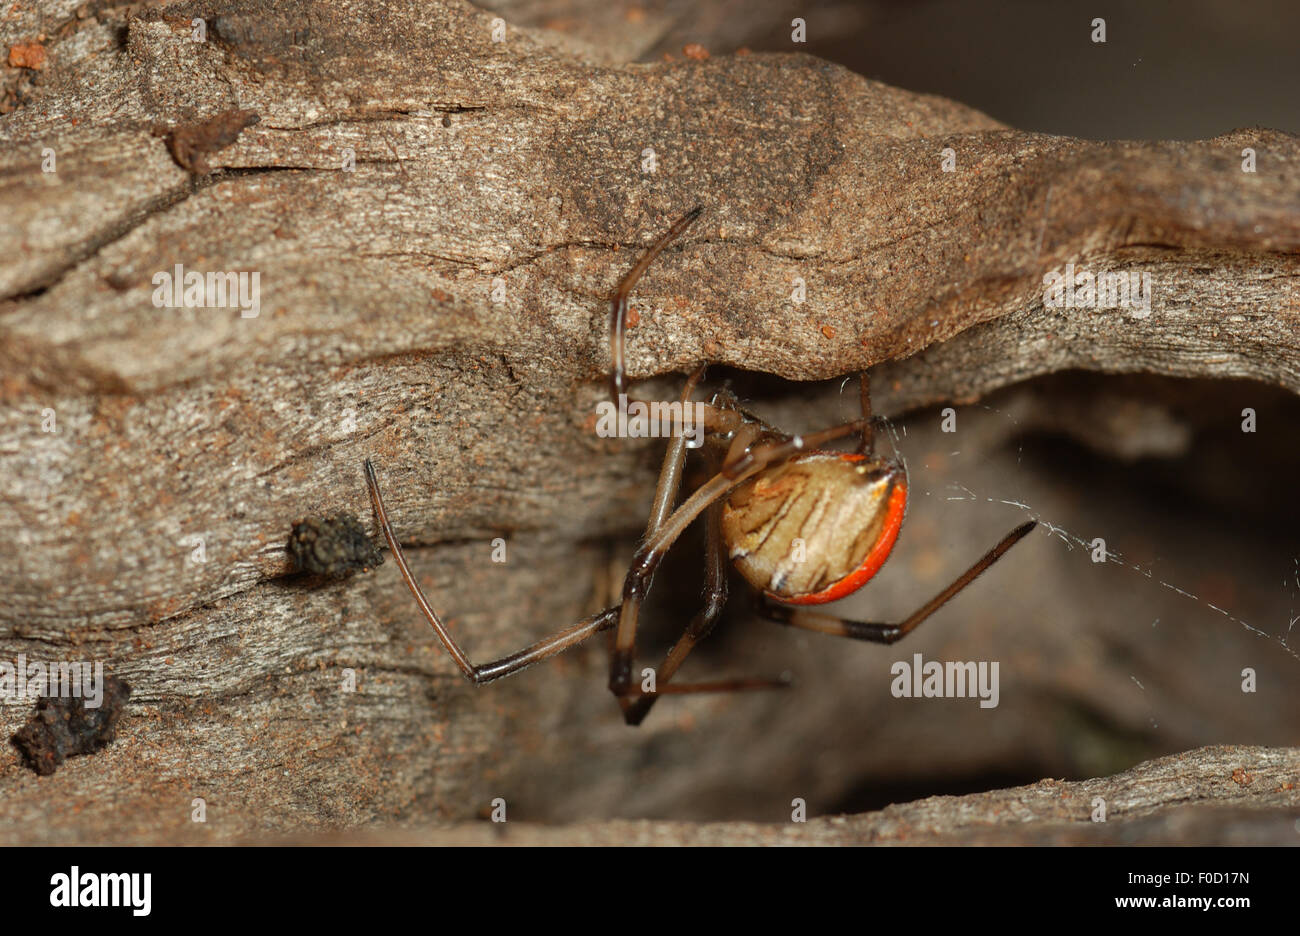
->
<box><xmin>364</xmin><ymin>206</ymin><xmax>1036</xmax><ymax>726</ymax></box>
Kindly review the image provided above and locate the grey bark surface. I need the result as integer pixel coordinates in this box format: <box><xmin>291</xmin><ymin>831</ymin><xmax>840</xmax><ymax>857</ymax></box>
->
<box><xmin>320</xmin><ymin>746</ymin><xmax>1300</xmax><ymax>846</ymax></box>
<box><xmin>1</xmin><ymin>0</ymin><xmax>1297</xmax><ymax>842</ymax></box>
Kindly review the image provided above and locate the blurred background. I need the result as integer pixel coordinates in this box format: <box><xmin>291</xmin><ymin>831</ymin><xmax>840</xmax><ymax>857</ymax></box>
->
<box><xmin>487</xmin><ymin>0</ymin><xmax>1300</xmax><ymax>138</ymax></box>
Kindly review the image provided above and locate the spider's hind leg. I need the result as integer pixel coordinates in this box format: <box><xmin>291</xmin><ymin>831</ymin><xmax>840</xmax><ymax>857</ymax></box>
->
<box><xmin>757</xmin><ymin>521</ymin><xmax>1037</xmax><ymax>644</ymax></box>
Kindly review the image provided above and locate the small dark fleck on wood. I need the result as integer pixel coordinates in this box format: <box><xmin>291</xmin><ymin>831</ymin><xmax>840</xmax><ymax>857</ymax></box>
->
<box><xmin>11</xmin><ymin>675</ymin><xmax>132</xmax><ymax>776</ymax></box>
<box><xmin>288</xmin><ymin>514</ymin><xmax>384</xmax><ymax>578</ymax></box>
<box><xmin>164</xmin><ymin>108</ymin><xmax>261</xmax><ymax>175</ymax></box>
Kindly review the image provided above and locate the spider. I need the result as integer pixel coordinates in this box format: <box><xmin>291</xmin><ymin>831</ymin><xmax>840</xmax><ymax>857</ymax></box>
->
<box><xmin>364</xmin><ymin>206</ymin><xmax>1036</xmax><ymax>726</ymax></box>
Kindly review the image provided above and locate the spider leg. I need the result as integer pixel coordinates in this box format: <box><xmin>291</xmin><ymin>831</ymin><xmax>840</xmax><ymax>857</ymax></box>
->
<box><xmin>757</xmin><ymin>521</ymin><xmax>1037</xmax><ymax>644</ymax></box>
<box><xmin>608</xmin><ymin>206</ymin><xmax>703</xmax><ymax>402</ymax></box>
<box><xmin>606</xmin><ymin>373</ymin><xmax>752</xmax><ymax>721</ymax></box>
<box><xmin>618</xmin><ymin>498</ymin><xmax>791</xmax><ymax>727</ymax></box>
<box><xmin>599</xmin><ymin>373</ymin><xmax>705</xmax><ymax>703</ymax></box>
<box><xmin>643</xmin><ymin>364</ymin><xmax>709</xmax><ymax>533</ymax></box>
<box><xmin>365</xmin><ymin>459</ymin><xmax>619</xmax><ymax>684</ymax></box>
<box><xmin>606</xmin><ymin>380</ymin><xmax>788</xmax><ymax>724</ymax></box>
<box><xmin>361</xmin><ymin>367</ymin><xmax>735</xmax><ymax>693</ymax></box>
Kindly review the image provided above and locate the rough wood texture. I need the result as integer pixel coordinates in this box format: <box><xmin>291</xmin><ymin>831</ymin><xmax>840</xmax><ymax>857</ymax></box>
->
<box><xmin>1</xmin><ymin>0</ymin><xmax>1297</xmax><ymax>842</ymax></box>
<box><xmin>17</xmin><ymin>745</ymin><xmax>1291</xmax><ymax>845</ymax></box>
<box><xmin>323</xmin><ymin>746</ymin><xmax>1300</xmax><ymax>846</ymax></box>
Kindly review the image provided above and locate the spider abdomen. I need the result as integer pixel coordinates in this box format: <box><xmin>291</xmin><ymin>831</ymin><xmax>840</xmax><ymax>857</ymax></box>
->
<box><xmin>721</xmin><ymin>452</ymin><xmax>906</xmax><ymax>605</ymax></box>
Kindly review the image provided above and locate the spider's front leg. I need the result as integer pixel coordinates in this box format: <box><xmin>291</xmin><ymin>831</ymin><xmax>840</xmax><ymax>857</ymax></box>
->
<box><xmin>608</xmin><ymin>205</ymin><xmax>702</xmax><ymax>402</ymax></box>
<box><xmin>364</xmin><ymin>460</ymin><xmax>620</xmax><ymax>683</ymax></box>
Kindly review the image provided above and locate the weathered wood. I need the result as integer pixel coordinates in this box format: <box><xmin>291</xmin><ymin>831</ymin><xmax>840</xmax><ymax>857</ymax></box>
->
<box><xmin>1</xmin><ymin>0</ymin><xmax>1297</xmax><ymax>842</ymax></box>
<box><xmin>329</xmin><ymin>745</ymin><xmax>1300</xmax><ymax>845</ymax></box>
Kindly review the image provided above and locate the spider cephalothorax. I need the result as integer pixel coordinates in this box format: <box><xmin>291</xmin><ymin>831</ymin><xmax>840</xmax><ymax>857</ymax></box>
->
<box><xmin>365</xmin><ymin>206</ymin><xmax>1034</xmax><ymax>726</ymax></box>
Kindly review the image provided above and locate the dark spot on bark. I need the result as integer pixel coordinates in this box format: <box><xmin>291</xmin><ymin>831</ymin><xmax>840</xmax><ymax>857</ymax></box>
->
<box><xmin>11</xmin><ymin>675</ymin><xmax>132</xmax><ymax>776</ymax></box>
<box><xmin>163</xmin><ymin>108</ymin><xmax>261</xmax><ymax>174</ymax></box>
<box><xmin>288</xmin><ymin>514</ymin><xmax>384</xmax><ymax>578</ymax></box>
